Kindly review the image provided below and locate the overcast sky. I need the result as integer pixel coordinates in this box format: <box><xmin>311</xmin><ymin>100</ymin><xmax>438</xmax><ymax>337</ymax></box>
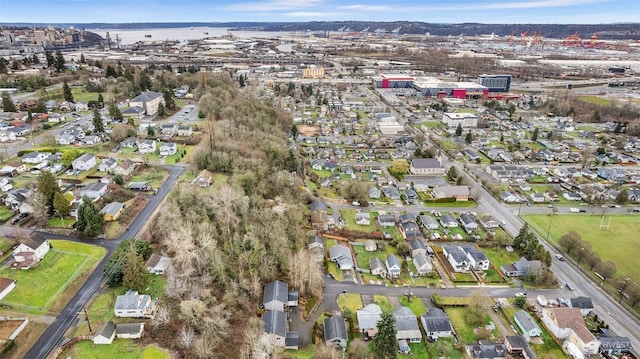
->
<box><xmin>1</xmin><ymin>0</ymin><xmax>638</xmax><ymax>24</ymax></box>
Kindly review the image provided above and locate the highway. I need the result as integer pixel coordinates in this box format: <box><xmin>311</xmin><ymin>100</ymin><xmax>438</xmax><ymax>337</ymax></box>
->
<box><xmin>24</xmin><ymin>165</ymin><xmax>185</xmax><ymax>359</ymax></box>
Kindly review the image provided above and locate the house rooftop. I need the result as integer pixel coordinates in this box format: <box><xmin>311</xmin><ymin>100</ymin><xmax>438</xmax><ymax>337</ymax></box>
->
<box><xmin>262</xmin><ymin>310</ymin><xmax>286</xmax><ymax>337</ymax></box>
<box><xmin>115</xmin><ymin>323</ymin><xmax>144</xmax><ymax>336</ymax></box>
<box><xmin>263</xmin><ymin>280</ymin><xmax>288</xmax><ymax>305</ymax></box>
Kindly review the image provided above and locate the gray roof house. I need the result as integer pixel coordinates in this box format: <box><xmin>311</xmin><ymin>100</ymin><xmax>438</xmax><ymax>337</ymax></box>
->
<box><xmin>93</xmin><ymin>321</ymin><xmax>117</xmax><ymax>345</ymax></box>
<box><xmin>394</xmin><ymin>306</ymin><xmax>421</xmax><ymax>343</ymax></box>
<box><xmin>329</xmin><ymin>244</ymin><xmax>354</xmax><ymax>271</ymax></box>
<box><xmin>408</xmin><ymin>239</ymin><xmax>427</xmax><ymax>258</ymax></box>
<box><xmin>420</xmin><ymin>308</ymin><xmax>453</xmax><ymax>339</ymax></box>
<box><xmin>569</xmin><ymin>297</ymin><xmax>594</xmax><ymax>316</ymax></box>
<box><xmin>440</xmin><ymin>215</ymin><xmax>458</xmax><ymax>228</ymax></box>
<box><xmin>514</xmin><ymin>310</ymin><xmax>542</xmax><ymax>339</ymax></box>
<box><xmin>369</xmin><ymin>257</ymin><xmax>387</xmax><ymax>278</ymax></box>
<box><xmin>442</xmin><ymin>245</ymin><xmax>470</xmax><ymax>272</ymax></box>
<box><xmin>98</xmin><ymin>157</ymin><xmax>118</xmax><ymax>172</ymax></box>
<box><xmin>413</xmin><ymin>252</ymin><xmax>433</xmax><ymax>275</ymax></box>
<box><xmin>356</xmin><ymin>303</ymin><xmax>382</xmax><ymax>336</ymax></box>
<box><xmin>369</xmin><ymin>186</ymin><xmax>382</xmax><ymax>199</ymax></box>
<box><xmin>378</xmin><ymin>214</ymin><xmax>396</xmax><ymax>227</ymax></box>
<box><xmin>501</xmin><ymin>257</ymin><xmax>542</xmax><ymax>278</ymax></box>
<box><xmin>418</xmin><ymin>215</ymin><xmax>440</xmax><ymax>230</ymax></box>
<box><xmin>307</xmin><ymin>235</ymin><xmax>324</xmax><ymax>250</ymax></box>
<box><xmin>598</xmin><ymin>329</ymin><xmax>632</xmax><ymax>355</ymax></box>
<box><xmin>146</xmin><ymin>253</ymin><xmax>170</xmax><ymax>275</ymax></box>
<box><xmin>324</xmin><ymin>315</ymin><xmax>348</xmax><ymax>348</ymax></box>
<box><xmin>261</xmin><ymin>310</ymin><xmax>287</xmax><ymax>347</ymax></box>
<box><xmin>459</xmin><ymin>213</ymin><xmax>478</xmax><ymax>231</ymax></box>
<box><xmin>386</xmin><ymin>254</ymin><xmax>401</xmax><ymax>278</ymax></box>
<box><xmin>399</xmin><ymin>221</ymin><xmax>422</xmax><ymax>240</ymax></box>
<box><xmin>114</xmin><ymin>290</ymin><xmax>152</xmax><ymax>318</ymax></box>
<box><xmin>263</xmin><ymin>280</ymin><xmax>289</xmax><ymax>312</ymax></box>
<box><xmin>466</xmin><ymin>342</ymin><xmax>507</xmax><ymax>359</ymax></box>
<box><xmin>310</xmin><ymin>199</ymin><xmax>327</xmax><ymax>212</ymax></box>
<box><xmin>504</xmin><ymin>336</ymin><xmax>538</xmax><ymax>359</ymax></box>
<box><xmin>115</xmin><ymin>323</ymin><xmax>145</xmax><ymax>339</ymax></box>
<box><xmin>464</xmin><ymin>246</ymin><xmax>490</xmax><ymax>271</ymax></box>
<box><xmin>80</xmin><ymin>181</ymin><xmax>108</xmax><ymax>200</ymax></box>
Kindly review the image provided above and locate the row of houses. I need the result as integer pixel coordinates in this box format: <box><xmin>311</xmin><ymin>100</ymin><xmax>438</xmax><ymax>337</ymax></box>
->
<box><xmin>260</xmin><ymin>280</ymin><xmax>299</xmax><ymax>350</ymax></box>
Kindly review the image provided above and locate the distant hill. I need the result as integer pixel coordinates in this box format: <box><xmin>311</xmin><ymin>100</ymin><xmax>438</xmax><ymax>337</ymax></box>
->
<box><xmin>1</xmin><ymin>21</ymin><xmax>638</xmax><ymax>40</ymax></box>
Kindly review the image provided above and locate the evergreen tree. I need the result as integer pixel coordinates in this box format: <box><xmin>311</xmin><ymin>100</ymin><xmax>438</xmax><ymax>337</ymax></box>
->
<box><xmin>27</xmin><ymin>110</ymin><xmax>33</xmax><ymax>123</ymax></box>
<box><xmin>465</xmin><ymin>131</ymin><xmax>473</xmax><ymax>144</ymax></box>
<box><xmin>97</xmin><ymin>93</ymin><xmax>104</xmax><ymax>105</ymax></box>
<box><xmin>103</xmin><ymin>239</ymin><xmax>151</xmax><ymax>286</ymax></box>
<box><xmin>45</xmin><ymin>51</ymin><xmax>55</xmax><ymax>67</ymax></box>
<box><xmin>53</xmin><ymin>191</ymin><xmax>71</xmax><ymax>217</ymax></box>
<box><xmin>0</xmin><ymin>57</ymin><xmax>7</xmax><ymax>74</ymax></box>
<box><xmin>455</xmin><ymin>122</ymin><xmax>463</xmax><ymax>136</ymax></box>
<box><xmin>54</xmin><ymin>50</ymin><xmax>65</xmax><ymax>72</ymax></box>
<box><xmin>163</xmin><ymin>89</ymin><xmax>175</xmax><ymax>110</ymax></box>
<box><xmin>238</xmin><ymin>74</ymin><xmax>245</xmax><ymax>87</ymax></box>
<box><xmin>37</xmin><ymin>171</ymin><xmax>59</xmax><ymax>213</ymax></box>
<box><xmin>92</xmin><ymin>108</ymin><xmax>105</xmax><ymax>133</ymax></box>
<box><xmin>157</xmin><ymin>102</ymin><xmax>165</xmax><ymax>116</ymax></box>
<box><xmin>62</xmin><ymin>80</ymin><xmax>74</xmax><ymax>102</ymax></box>
<box><xmin>75</xmin><ymin>196</ymin><xmax>103</xmax><ymax>237</ymax></box>
<box><xmin>108</xmin><ymin>101</ymin><xmax>123</xmax><ymax>121</ymax></box>
<box><xmin>105</xmin><ymin>65</ymin><xmax>118</xmax><ymax>78</ymax></box>
<box><xmin>1</xmin><ymin>93</ymin><xmax>16</xmax><ymax>112</ymax></box>
<box><xmin>80</xmin><ymin>53</ymin><xmax>86</xmax><ymax>64</ymax></box>
<box><xmin>372</xmin><ymin>311</ymin><xmax>397</xmax><ymax>359</ymax></box>
<box><xmin>531</xmin><ymin>127</ymin><xmax>539</xmax><ymax>142</ymax></box>
<box><xmin>122</xmin><ymin>244</ymin><xmax>150</xmax><ymax>292</ymax></box>
<box><xmin>616</xmin><ymin>188</ymin><xmax>629</xmax><ymax>205</ymax></box>
<box><xmin>592</xmin><ymin>109</ymin><xmax>601</xmax><ymax>122</ymax></box>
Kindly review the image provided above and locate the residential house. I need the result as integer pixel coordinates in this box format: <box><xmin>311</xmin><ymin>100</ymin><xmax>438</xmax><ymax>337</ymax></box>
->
<box><xmin>324</xmin><ymin>315</ymin><xmax>348</xmax><ymax>348</ymax></box>
<box><xmin>504</xmin><ymin>336</ymin><xmax>538</xmax><ymax>359</ymax></box>
<box><xmin>459</xmin><ymin>213</ymin><xmax>478</xmax><ymax>232</ymax></box>
<box><xmin>177</xmin><ymin>126</ymin><xmax>193</xmax><ymax>137</ymax></box>
<box><xmin>100</xmin><ymin>202</ymin><xmax>124</xmax><ymax>221</ymax></box>
<box><xmin>381</xmin><ymin>186</ymin><xmax>401</xmax><ymax>200</ymax></box>
<box><xmin>408</xmin><ymin>239</ymin><xmax>427</xmax><ymax>258</ymax></box>
<box><xmin>83</xmin><ymin>135</ymin><xmax>100</xmax><ymax>145</ymax></box>
<box><xmin>120</xmin><ymin>137</ymin><xmax>138</xmax><ymax>148</ymax></box>
<box><xmin>4</xmin><ymin>187</ymin><xmax>32</xmax><ymax>210</ymax></box>
<box><xmin>399</xmin><ymin>221</ymin><xmax>422</xmax><ymax>240</ymax></box>
<box><xmin>129</xmin><ymin>90</ymin><xmax>165</xmax><ymax>116</ymax></box>
<box><xmin>193</xmin><ymin>169</ymin><xmax>213</xmax><ymax>187</ymax></box>
<box><xmin>159</xmin><ymin>142</ymin><xmax>177</xmax><ymax>156</ymax></box>
<box><xmin>440</xmin><ymin>215</ymin><xmax>458</xmax><ymax>228</ymax></box>
<box><xmin>409</xmin><ymin>158</ymin><xmax>444</xmax><ymax>176</ymax></box>
<box><xmin>413</xmin><ymin>252</ymin><xmax>433</xmax><ymax>275</ymax></box>
<box><xmin>364</xmin><ymin>240</ymin><xmax>377</xmax><ymax>252</ymax></box>
<box><xmin>394</xmin><ymin>306</ymin><xmax>421</xmax><ymax>343</ymax></box>
<box><xmin>137</xmin><ymin>139</ymin><xmax>156</xmax><ymax>154</ymax></box>
<box><xmin>442</xmin><ymin>245</ymin><xmax>470</xmax><ymax>272</ymax></box>
<box><xmin>369</xmin><ymin>257</ymin><xmax>387</xmax><ymax>278</ymax></box>
<box><xmin>307</xmin><ymin>235</ymin><xmax>324</xmax><ymax>250</ymax></box>
<box><xmin>514</xmin><ymin>310</ymin><xmax>542</xmax><ymax>339</ymax></box>
<box><xmin>501</xmin><ymin>191</ymin><xmax>521</xmax><ymax>203</ymax></box>
<box><xmin>98</xmin><ymin>157</ymin><xmax>118</xmax><ymax>172</ymax></box>
<box><xmin>56</xmin><ymin>133</ymin><xmax>75</xmax><ymax>145</ymax></box>
<box><xmin>569</xmin><ymin>297</ymin><xmax>594</xmax><ymax>316</ymax></box>
<box><xmin>356</xmin><ymin>304</ymin><xmax>382</xmax><ymax>337</ymax></box>
<box><xmin>478</xmin><ymin>215</ymin><xmax>500</xmax><ymax>229</ymax></box>
<box><xmin>80</xmin><ymin>182</ymin><xmax>108</xmax><ymax>200</ymax></box>
<box><xmin>418</xmin><ymin>215</ymin><xmax>440</xmax><ymax>230</ymax></box>
<box><xmin>420</xmin><ymin>308</ymin><xmax>453</xmax><ymax>340</ymax></box>
<box><xmin>21</xmin><ymin>151</ymin><xmax>49</xmax><ymax>164</ymax></box>
<box><xmin>261</xmin><ymin>310</ymin><xmax>287</xmax><ymax>347</ymax></box>
<box><xmin>329</xmin><ymin>244</ymin><xmax>354</xmax><ymax>271</ymax></box>
<box><xmin>0</xmin><ymin>278</ymin><xmax>16</xmax><ymax>301</ymax></box>
<box><xmin>263</xmin><ymin>280</ymin><xmax>290</xmax><ymax>312</ymax></box>
<box><xmin>0</xmin><ymin>162</ymin><xmax>26</xmax><ymax>177</ymax></box>
<box><xmin>464</xmin><ymin>246</ymin><xmax>490</xmax><ymax>271</ymax></box>
<box><xmin>433</xmin><ymin>185</ymin><xmax>470</xmax><ymax>201</ymax></box>
<box><xmin>114</xmin><ymin>159</ymin><xmax>136</xmax><ymax>177</ymax></box>
<box><xmin>466</xmin><ymin>342</ymin><xmax>507</xmax><ymax>359</ymax></box>
<box><xmin>93</xmin><ymin>322</ymin><xmax>116</xmax><ymax>345</ymax></box>
<box><xmin>404</xmin><ymin>188</ymin><xmax>419</xmax><ymax>204</ymax></box>
<box><xmin>563</xmin><ymin>192</ymin><xmax>581</xmax><ymax>201</ymax></box>
<box><xmin>115</xmin><ymin>323</ymin><xmax>145</xmax><ymax>339</ymax></box>
<box><xmin>541</xmin><ymin>307</ymin><xmax>600</xmax><ymax>355</ymax></box>
<box><xmin>398</xmin><ymin>213</ymin><xmax>416</xmax><ymax>224</ymax></box>
<box><xmin>0</xmin><ymin>131</ymin><xmax>17</xmax><ymax>142</ymax></box>
<box><xmin>530</xmin><ymin>192</ymin><xmax>545</xmax><ymax>203</ymax></box>
<box><xmin>9</xmin><ymin>125</ymin><xmax>32</xmax><ymax>137</ymax></box>
<box><xmin>355</xmin><ymin>211</ymin><xmax>370</xmax><ymax>225</ymax></box>
<box><xmin>310</xmin><ymin>199</ymin><xmax>328</xmax><ymax>230</ymax></box>
<box><xmin>114</xmin><ymin>290</ymin><xmax>152</xmax><ymax>318</ymax></box>
<box><xmin>160</xmin><ymin>124</ymin><xmax>178</xmax><ymax>137</ymax></box>
<box><xmin>146</xmin><ymin>253</ymin><xmax>170</xmax><ymax>275</ymax></box>
<box><xmin>72</xmin><ymin>153</ymin><xmax>97</xmax><ymax>171</ymax></box>
<box><xmin>123</xmin><ymin>106</ymin><xmax>146</xmax><ymax>120</ymax></box>
<box><xmin>385</xmin><ymin>254</ymin><xmax>401</xmax><ymax>278</ymax></box>
<box><xmin>369</xmin><ymin>186</ymin><xmax>382</xmax><ymax>199</ymax></box>
<box><xmin>128</xmin><ymin>182</ymin><xmax>151</xmax><ymax>191</ymax></box>
<box><xmin>378</xmin><ymin>214</ymin><xmax>396</xmax><ymax>227</ymax></box>
<box><xmin>501</xmin><ymin>257</ymin><xmax>542</xmax><ymax>278</ymax></box>
<box><xmin>598</xmin><ymin>329</ymin><xmax>632</xmax><ymax>356</ymax></box>
<box><xmin>12</xmin><ymin>235</ymin><xmax>50</xmax><ymax>269</ymax></box>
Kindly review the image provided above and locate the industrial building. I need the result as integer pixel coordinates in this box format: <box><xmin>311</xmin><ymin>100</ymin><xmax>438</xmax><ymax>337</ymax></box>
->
<box><xmin>442</xmin><ymin>112</ymin><xmax>478</xmax><ymax>128</ymax></box>
<box><xmin>372</xmin><ymin>74</ymin><xmax>488</xmax><ymax>99</ymax></box>
<box><xmin>477</xmin><ymin>74</ymin><xmax>512</xmax><ymax>93</ymax></box>
<box><xmin>371</xmin><ymin>74</ymin><xmax>415</xmax><ymax>89</ymax></box>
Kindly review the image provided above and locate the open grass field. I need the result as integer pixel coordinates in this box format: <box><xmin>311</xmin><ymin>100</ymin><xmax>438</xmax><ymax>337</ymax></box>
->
<box><xmin>427</xmin><ymin>337</ymin><xmax>463</xmax><ymax>359</ymax></box>
<box><xmin>0</xmin><ymin>207</ymin><xmax>14</xmax><ymax>222</ymax></box>
<box><xmin>399</xmin><ymin>296</ymin><xmax>427</xmax><ymax>316</ymax></box>
<box><xmin>58</xmin><ymin>340</ymin><xmax>169</xmax><ymax>359</ymax></box>
<box><xmin>130</xmin><ymin>166</ymin><xmax>169</xmax><ymax>189</ymax></box>
<box><xmin>524</xmin><ymin>214</ymin><xmax>640</xmax><ymax>281</ymax></box>
<box><xmin>0</xmin><ymin>240</ymin><xmax>105</xmax><ymax>313</ymax></box>
<box><xmin>445</xmin><ymin>307</ymin><xmax>481</xmax><ymax>343</ymax></box>
<box><xmin>337</xmin><ymin>293</ymin><xmax>363</xmax><ymax>312</ymax></box>
<box><xmin>340</xmin><ymin>209</ymin><xmax>376</xmax><ymax>232</ymax></box>
<box><xmin>578</xmin><ymin>95</ymin><xmax>613</xmax><ymax>106</ymax></box>
<box><xmin>373</xmin><ymin>295</ymin><xmax>394</xmax><ymax>312</ymax></box>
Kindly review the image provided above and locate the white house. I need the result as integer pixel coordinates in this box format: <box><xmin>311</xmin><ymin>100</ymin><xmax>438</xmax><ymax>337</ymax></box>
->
<box><xmin>541</xmin><ymin>307</ymin><xmax>600</xmax><ymax>355</ymax></box>
<box><xmin>80</xmin><ymin>182</ymin><xmax>108</xmax><ymax>200</ymax></box>
<box><xmin>137</xmin><ymin>139</ymin><xmax>156</xmax><ymax>154</ymax></box>
<box><xmin>113</xmin><ymin>159</ymin><xmax>136</xmax><ymax>176</ymax></box>
<box><xmin>115</xmin><ymin>323</ymin><xmax>145</xmax><ymax>339</ymax></box>
<box><xmin>394</xmin><ymin>307</ymin><xmax>422</xmax><ymax>343</ymax></box>
<box><xmin>129</xmin><ymin>90</ymin><xmax>165</xmax><ymax>116</ymax></box>
<box><xmin>357</xmin><ymin>304</ymin><xmax>383</xmax><ymax>337</ymax></box>
<box><xmin>369</xmin><ymin>257</ymin><xmax>387</xmax><ymax>278</ymax></box>
<box><xmin>442</xmin><ymin>112</ymin><xmax>478</xmax><ymax>128</ymax></box>
<box><xmin>56</xmin><ymin>133</ymin><xmax>75</xmax><ymax>145</ymax></box>
<box><xmin>464</xmin><ymin>246</ymin><xmax>490</xmax><ymax>271</ymax></box>
<box><xmin>98</xmin><ymin>157</ymin><xmax>118</xmax><ymax>172</ymax></box>
<box><xmin>0</xmin><ymin>131</ymin><xmax>17</xmax><ymax>142</ymax></box>
<box><xmin>159</xmin><ymin>142</ymin><xmax>177</xmax><ymax>156</ymax></box>
<box><xmin>93</xmin><ymin>322</ymin><xmax>116</xmax><ymax>345</ymax></box>
<box><xmin>413</xmin><ymin>252</ymin><xmax>433</xmax><ymax>275</ymax></box>
<box><xmin>442</xmin><ymin>245</ymin><xmax>470</xmax><ymax>272</ymax></box>
<box><xmin>13</xmin><ymin>236</ymin><xmax>50</xmax><ymax>263</ymax></box>
<box><xmin>114</xmin><ymin>290</ymin><xmax>152</xmax><ymax>318</ymax></box>
<box><xmin>385</xmin><ymin>254</ymin><xmax>401</xmax><ymax>278</ymax></box>
<box><xmin>146</xmin><ymin>253</ymin><xmax>170</xmax><ymax>275</ymax></box>
<box><xmin>72</xmin><ymin>153</ymin><xmax>97</xmax><ymax>171</ymax></box>
<box><xmin>329</xmin><ymin>244</ymin><xmax>354</xmax><ymax>271</ymax></box>
<box><xmin>21</xmin><ymin>151</ymin><xmax>49</xmax><ymax>164</ymax></box>
<box><xmin>421</xmin><ymin>308</ymin><xmax>453</xmax><ymax>340</ymax></box>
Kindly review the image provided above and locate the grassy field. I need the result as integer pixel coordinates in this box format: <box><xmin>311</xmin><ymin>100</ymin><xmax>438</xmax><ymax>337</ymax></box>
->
<box><xmin>326</xmin><ymin>262</ymin><xmax>344</xmax><ymax>281</ymax></box>
<box><xmin>59</xmin><ymin>340</ymin><xmax>169</xmax><ymax>359</ymax></box>
<box><xmin>532</xmin><ymin>328</ymin><xmax>568</xmax><ymax>359</ymax></box>
<box><xmin>481</xmin><ymin>247</ymin><xmax>521</xmax><ymax>272</ymax></box>
<box><xmin>337</xmin><ymin>293</ymin><xmax>363</xmax><ymax>312</ymax></box>
<box><xmin>578</xmin><ymin>95</ymin><xmax>613</xmax><ymax>106</ymax></box>
<box><xmin>399</xmin><ymin>296</ymin><xmax>427</xmax><ymax>316</ymax></box>
<box><xmin>427</xmin><ymin>337</ymin><xmax>463</xmax><ymax>358</ymax></box>
<box><xmin>46</xmin><ymin>216</ymin><xmax>75</xmax><ymax>228</ymax></box>
<box><xmin>340</xmin><ymin>209</ymin><xmax>376</xmax><ymax>232</ymax></box>
<box><xmin>373</xmin><ymin>295</ymin><xmax>394</xmax><ymax>312</ymax></box>
<box><xmin>445</xmin><ymin>307</ymin><xmax>489</xmax><ymax>343</ymax></box>
<box><xmin>130</xmin><ymin>166</ymin><xmax>169</xmax><ymax>189</ymax></box>
<box><xmin>0</xmin><ymin>240</ymin><xmax>105</xmax><ymax>313</ymax></box>
<box><xmin>407</xmin><ymin>342</ymin><xmax>429</xmax><ymax>357</ymax></box>
<box><xmin>524</xmin><ymin>214</ymin><xmax>640</xmax><ymax>281</ymax></box>
<box><xmin>0</xmin><ymin>207</ymin><xmax>14</xmax><ymax>222</ymax></box>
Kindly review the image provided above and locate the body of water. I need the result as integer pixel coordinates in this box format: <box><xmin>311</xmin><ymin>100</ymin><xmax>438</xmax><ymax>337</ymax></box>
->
<box><xmin>88</xmin><ymin>27</ymin><xmax>288</xmax><ymax>45</ymax></box>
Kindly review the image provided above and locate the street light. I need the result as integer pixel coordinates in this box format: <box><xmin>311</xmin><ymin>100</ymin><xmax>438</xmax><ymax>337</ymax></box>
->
<box><xmin>577</xmin><ymin>247</ymin><xmax>585</xmax><ymax>267</ymax></box>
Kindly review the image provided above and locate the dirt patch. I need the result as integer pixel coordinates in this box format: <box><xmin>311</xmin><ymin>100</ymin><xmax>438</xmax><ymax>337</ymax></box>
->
<box><xmin>2</xmin><ymin>320</ymin><xmax>48</xmax><ymax>359</ymax></box>
<box><xmin>297</xmin><ymin>125</ymin><xmax>319</xmax><ymax>136</ymax></box>
<box><xmin>0</xmin><ymin>320</ymin><xmax>23</xmax><ymax>339</ymax></box>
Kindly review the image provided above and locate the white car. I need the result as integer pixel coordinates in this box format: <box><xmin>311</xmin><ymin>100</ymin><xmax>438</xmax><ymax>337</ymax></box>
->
<box><xmin>515</xmin><ymin>292</ymin><xmax>526</xmax><ymax>298</ymax></box>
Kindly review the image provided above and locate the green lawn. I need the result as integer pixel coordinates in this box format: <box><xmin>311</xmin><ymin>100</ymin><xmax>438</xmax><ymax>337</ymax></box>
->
<box><xmin>0</xmin><ymin>238</ymin><xmax>16</xmax><ymax>254</ymax></box>
<box><xmin>59</xmin><ymin>340</ymin><xmax>169</xmax><ymax>359</ymax></box>
<box><xmin>353</xmin><ymin>243</ymin><xmax>383</xmax><ymax>270</ymax></box>
<box><xmin>87</xmin><ymin>291</ymin><xmax>117</xmax><ymax>324</ymax></box>
<box><xmin>283</xmin><ymin>346</ymin><xmax>316</xmax><ymax>359</ymax></box>
<box><xmin>481</xmin><ymin>247</ymin><xmax>521</xmax><ymax>272</ymax></box>
<box><xmin>531</xmin><ymin>328</ymin><xmax>568</xmax><ymax>359</ymax></box>
<box><xmin>326</xmin><ymin>262</ymin><xmax>344</xmax><ymax>282</ymax></box>
<box><xmin>0</xmin><ymin>240</ymin><xmax>105</xmax><ymax>313</ymax></box>
<box><xmin>578</xmin><ymin>95</ymin><xmax>613</xmax><ymax>106</ymax></box>
<box><xmin>130</xmin><ymin>166</ymin><xmax>169</xmax><ymax>189</ymax></box>
<box><xmin>421</xmin><ymin>200</ymin><xmax>477</xmax><ymax>208</ymax></box>
<box><xmin>340</xmin><ymin>209</ymin><xmax>376</xmax><ymax>232</ymax></box>
<box><xmin>407</xmin><ymin>342</ymin><xmax>429</xmax><ymax>357</ymax></box>
<box><xmin>416</xmin><ymin>120</ymin><xmax>442</xmax><ymax>129</ymax></box>
<box><xmin>337</xmin><ymin>293</ymin><xmax>363</xmax><ymax>312</ymax></box>
<box><xmin>399</xmin><ymin>296</ymin><xmax>427</xmax><ymax>316</ymax></box>
<box><xmin>427</xmin><ymin>338</ymin><xmax>463</xmax><ymax>359</ymax></box>
<box><xmin>445</xmin><ymin>307</ymin><xmax>489</xmax><ymax>344</ymax></box>
<box><xmin>0</xmin><ymin>207</ymin><xmax>14</xmax><ymax>222</ymax></box>
<box><xmin>524</xmin><ymin>214</ymin><xmax>640</xmax><ymax>281</ymax></box>
<box><xmin>373</xmin><ymin>295</ymin><xmax>394</xmax><ymax>313</ymax></box>
<box><xmin>46</xmin><ymin>216</ymin><xmax>75</xmax><ymax>228</ymax></box>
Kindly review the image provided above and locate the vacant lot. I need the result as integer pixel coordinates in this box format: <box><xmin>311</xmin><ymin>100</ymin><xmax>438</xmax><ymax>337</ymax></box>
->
<box><xmin>524</xmin><ymin>214</ymin><xmax>640</xmax><ymax>281</ymax></box>
<box><xmin>58</xmin><ymin>340</ymin><xmax>169</xmax><ymax>359</ymax></box>
<box><xmin>0</xmin><ymin>240</ymin><xmax>105</xmax><ymax>313</ymax></box>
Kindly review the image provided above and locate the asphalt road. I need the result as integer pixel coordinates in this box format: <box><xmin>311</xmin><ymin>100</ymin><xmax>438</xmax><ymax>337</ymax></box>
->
<box><xmin>24</xmin><ymin>165</ymin><xmax>185</xmax><ymax>359</ymax></box>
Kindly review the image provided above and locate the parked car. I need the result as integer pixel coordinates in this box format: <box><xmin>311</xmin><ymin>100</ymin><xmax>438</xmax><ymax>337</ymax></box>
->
<box><xmin>555</xmin><ymin>254</ymin><xmax>565</xmax><ymax>261</ymax></box>
<box><xmin>515</xmin><ymin>292</ymin><xmax>526</xmax><ymax>298</ymax></box>
<box><xmin>566</xmin><ymin>283</ymin><xmax>575</xmax><ymax>291</ymax></box>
